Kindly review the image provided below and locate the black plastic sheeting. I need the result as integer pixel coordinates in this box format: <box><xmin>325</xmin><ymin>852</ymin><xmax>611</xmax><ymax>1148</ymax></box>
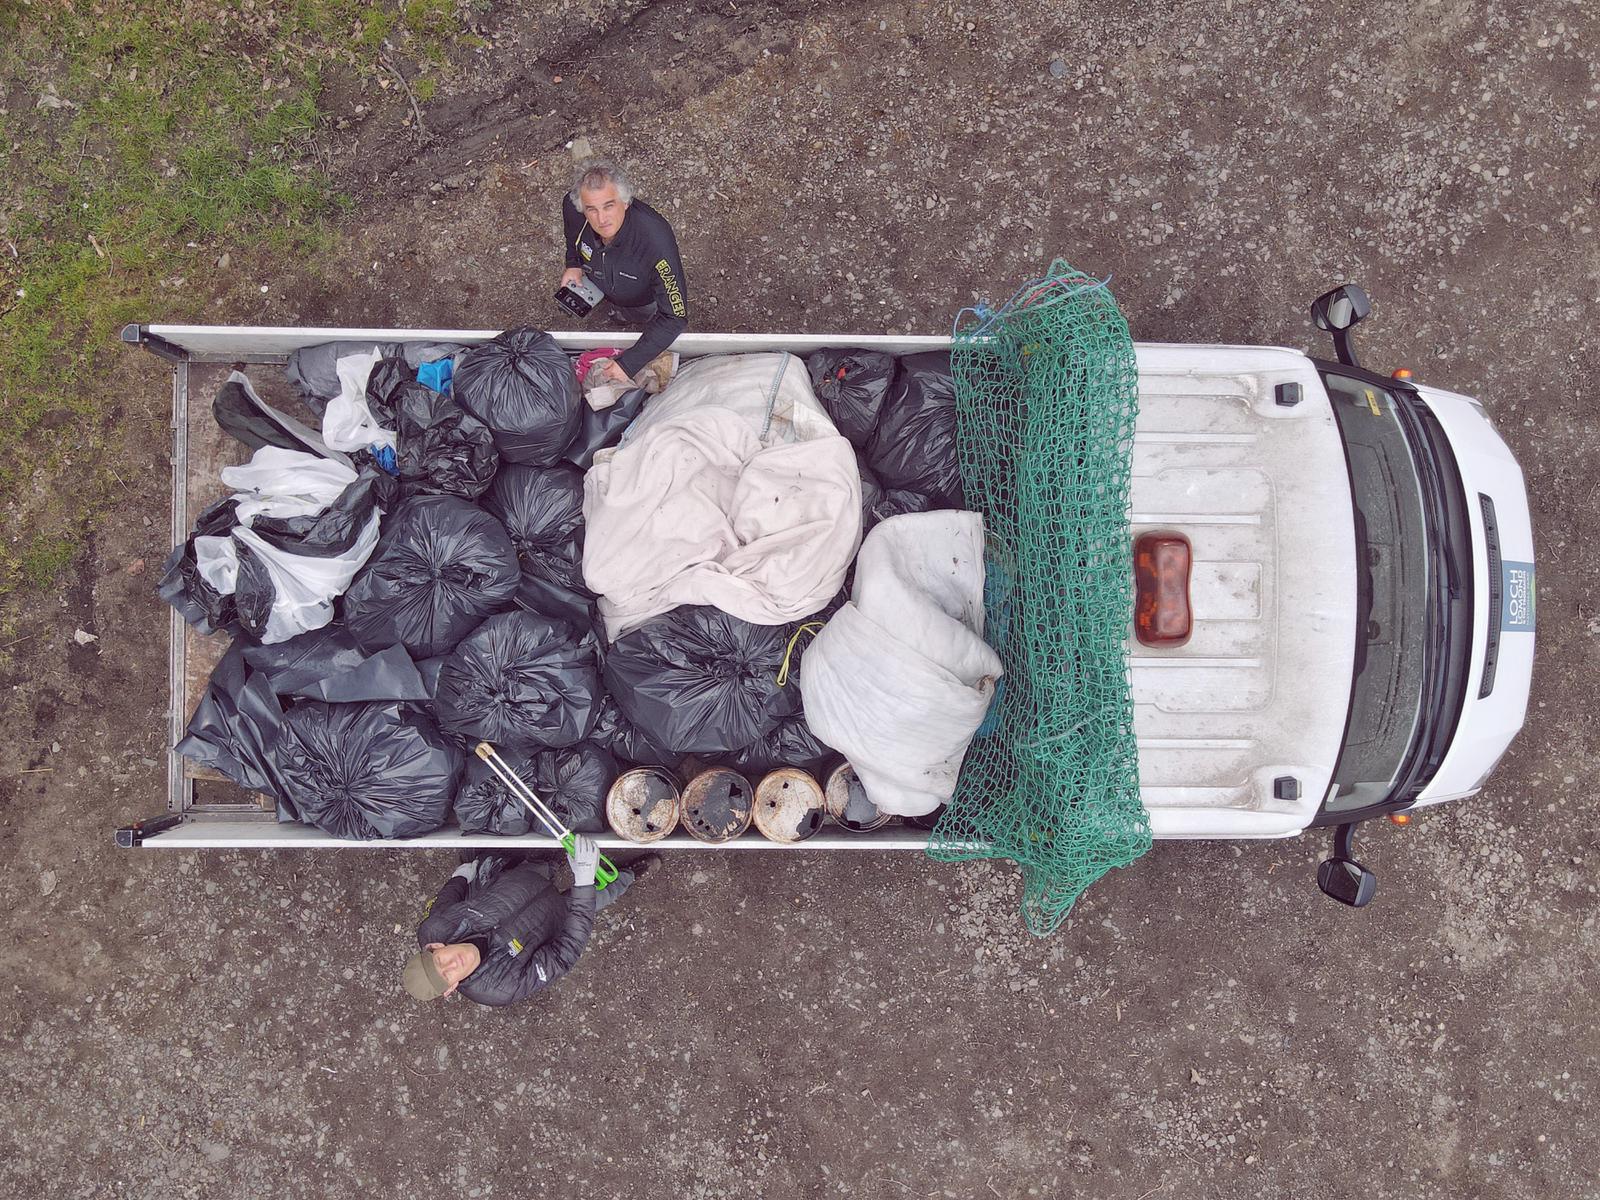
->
<box><xmin>342</xmin><ymin>493</ymin><xmax>521</xmax><ymax>659</ymax></box>
<box><xmin>246</xmin><ymin>468</ymin><xmax>395</xmax><ymax>559</ymax></box>
<box><xmin>602</xmin><ymin>606</ymin><xmax>792</xmax><ymax>755</ymax></box>
<box><xmin>157</xmin><ymin>496</ymin><xmax>242</xmax><ymax>635</ymax></box>
<box><xmin>452</xmin><ymin>327</ymin><xmax>582</xmax><ymax>465</ymax></box>
<box><xmin>480</xmin><ymin>463</ymin><xmax>593</xmax><ymax>628</ymax></box>
<box><xmin>856</xmin><ymin>456</ymin><xmax>936</xmax><ymax>532</ymax></box>
<box><xmin>175</xmin><ymin>641</ymin><xmax>295</xmax><ymax>803</ymax></box>
<box><xmin>276</xmin><ymin>701</ymin><xmax>461</xmax><ymax>839</ymax></box>
<box><xmin>728</xmin><ymin>712</ymin><xmax>834</xmax><ymax>777</ymax></box>
<box><xmin>588</xmin><ymin>694</ymin><xmax>679</xmax><ymax>768</ymax></box>
<box><xmin>806</xmin><ymin>349</ymin><xmax>894</xmax><ymax>450</ymax></box>
<box><xmin>394</xmin><ymin>386</ymin><xmax>500</xmax><ymax>500</ymax></box>
<box><xmin>433</xmin><ymin>611</ymin><xmax>601</xmax><ymax>751</ymax></box>
<box><xmin>242</xmin><ymin>627</ymin><xmax>430</xmax><ymax>702</ymax></box>
<box><xmin>364</xmin><ymin>355</ymin><xmax>415</xmax><ymax>427</ymax></box>
<box><xmin>865</xmin><ymin>351</ymin><xmax>963</xmax><ymax>507</ymax></box>
<box><xmin>563</xmin><ymin>386</ymin><xmax>650</xmax><ymax>470</ymax></box>
<box><xmin>212</xmin><ymin>374</ymin><xmax>333</xmax><ymax>458</ymax></box>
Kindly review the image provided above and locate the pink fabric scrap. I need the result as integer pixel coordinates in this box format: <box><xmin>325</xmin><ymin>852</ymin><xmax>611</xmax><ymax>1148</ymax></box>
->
<box><xmin>574</xmin><ymin>347</ymin><xmax>623</xmax><ymax>384</ymax></box>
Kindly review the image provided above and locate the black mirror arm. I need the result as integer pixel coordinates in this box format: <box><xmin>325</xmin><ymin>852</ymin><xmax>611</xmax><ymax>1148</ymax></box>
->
<box><xmin>1331</xmin><ymin>326</ymin><xmax>1361</xmax><ymax>369</ymax></box>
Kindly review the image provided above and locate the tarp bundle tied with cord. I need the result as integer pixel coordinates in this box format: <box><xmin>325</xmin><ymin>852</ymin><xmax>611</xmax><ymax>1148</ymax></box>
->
<box><xmin>928</xmin><ymin>260</ymin><xmax>1153</xmax><ymax>935</ymax></box>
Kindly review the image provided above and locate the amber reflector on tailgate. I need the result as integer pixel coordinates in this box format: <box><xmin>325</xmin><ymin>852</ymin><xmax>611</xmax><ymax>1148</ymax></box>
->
<box><xmin>1134</xmin><ymin>532</ymin><xmax>1193</xmax><ymax>647</ymax></box>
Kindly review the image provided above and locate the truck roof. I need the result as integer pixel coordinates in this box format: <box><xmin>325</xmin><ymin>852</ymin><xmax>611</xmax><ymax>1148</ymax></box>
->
<box><xmin>1130</xmin><ymin>344</ymin><xmax>1356</xmax><ymax>838</ymax></box>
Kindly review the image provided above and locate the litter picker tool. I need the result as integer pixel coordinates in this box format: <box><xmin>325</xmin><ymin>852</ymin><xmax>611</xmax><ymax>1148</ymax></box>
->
<box><xmin>474</xmin><ymin>741</ymin><xmax>620</xmax><ymax>891</ymax></box>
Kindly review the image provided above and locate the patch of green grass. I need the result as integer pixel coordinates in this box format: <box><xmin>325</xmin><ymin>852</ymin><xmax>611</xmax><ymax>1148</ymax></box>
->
<box><xmin>17</xmin><ymin>532</ymin><xmax>82</xmax><ymax>591</ymax></box>
<box><xmin>0</xmin><ymin>2</ymin><xmax>467</xmax><ymax>605</ymax></box>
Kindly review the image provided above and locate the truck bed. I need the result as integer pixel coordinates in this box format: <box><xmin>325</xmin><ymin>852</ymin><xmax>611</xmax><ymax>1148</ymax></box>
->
<box><xmin>138</xmin><ymin>324</ymin><xmax>1354</xmax><ymax>850</ymax></box>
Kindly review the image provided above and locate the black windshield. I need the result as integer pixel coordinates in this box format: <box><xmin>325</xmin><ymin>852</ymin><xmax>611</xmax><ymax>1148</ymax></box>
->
<box><xmin>1318</xmin><ymin>370</ymin><xmax>1473</xmax><ymax>823</ymax></box>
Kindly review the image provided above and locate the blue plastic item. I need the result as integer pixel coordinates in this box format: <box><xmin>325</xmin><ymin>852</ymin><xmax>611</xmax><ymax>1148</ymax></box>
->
<box><xmin>417</xmin><ymin>357</ymin><xmax>454</xmax><ymax>394</ymax></box>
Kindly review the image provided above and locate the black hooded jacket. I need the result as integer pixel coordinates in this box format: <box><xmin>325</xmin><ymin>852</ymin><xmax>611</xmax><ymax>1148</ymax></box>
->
<box><xmin>416</xmin><ymin>855</ymin><xmax>595</xmax><ymax>1007</ymax></box>
<box><xmin>562</xmin><ymin>195</ymin><xmax>688</xmax><ymax>376</ymax></box>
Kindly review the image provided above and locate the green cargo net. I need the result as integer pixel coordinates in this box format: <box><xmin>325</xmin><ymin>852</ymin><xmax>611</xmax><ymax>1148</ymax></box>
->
<box><xmin>928</xmin><ymin>260</ymin><xmax>1152</xmax><ymax>935</ymax></box>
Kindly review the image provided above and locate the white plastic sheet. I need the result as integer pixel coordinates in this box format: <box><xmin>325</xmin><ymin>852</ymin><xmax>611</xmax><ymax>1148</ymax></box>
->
<box><xmin>799</xmin><ymin>511</ymin><xmax>1003</xmax><ymax>817</ymax></box>
<box><xmin>322</xmin><ymin>350</ymin><xmax>397</xmax><ymax>452</ymax></box>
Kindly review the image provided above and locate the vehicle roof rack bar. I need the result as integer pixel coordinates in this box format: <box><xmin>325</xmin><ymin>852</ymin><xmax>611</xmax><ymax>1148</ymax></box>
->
<box><xmin>120</xmin><ymin>323</ymin><xmax>189</xmax><ymax>364</ymax></box>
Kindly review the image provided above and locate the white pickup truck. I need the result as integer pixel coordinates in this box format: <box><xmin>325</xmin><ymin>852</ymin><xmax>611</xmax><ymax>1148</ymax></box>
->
<box><xmin>119</xmin><ymin>284</ymin><xmax>1535</xmax><ymax>907</ymax></box>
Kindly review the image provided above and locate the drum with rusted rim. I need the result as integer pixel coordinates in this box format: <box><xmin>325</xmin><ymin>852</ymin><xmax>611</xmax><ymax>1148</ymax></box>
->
<box><xmin>680</xmin><ymin>767</ymin><xmax>754</xmax><ymax>843</ymax></box>
<box><xmin>824</xmin><ymin>762</ymin><xmax>892</xmax><ymax>831</ymax></box>
<box><xmin>606</xmin><ymin>767</ymin><xmax>682</xmax><ymax>844</ymax></box>
<box><xmin>752</xmin><ymin>768</ymin><xmax>826</xmax><ymax>843</ymax></box>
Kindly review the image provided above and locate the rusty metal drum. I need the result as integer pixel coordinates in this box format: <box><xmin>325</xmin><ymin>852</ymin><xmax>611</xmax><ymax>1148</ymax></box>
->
<box><xmin>824</xmin><ymin>762</ymin><xmax>892</xmax><ymax>832</ymax></box>
<box><xmin>752</xmin><ymin>768</ymin><xmax>826</xmax><ymax>844</ymax></box>
<box><xmin>680</xmin><ymin>767</ymin><xmax>755</xmax><ymax>843</ymax></box>
<box><xmin>606</xmin><ymin>767</ymin><xmax>682</xmax><ymax>844</ymax></box>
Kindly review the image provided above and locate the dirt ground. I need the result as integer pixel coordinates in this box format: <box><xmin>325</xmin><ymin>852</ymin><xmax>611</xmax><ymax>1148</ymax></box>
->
<box><xmin>3</xmin><ymin>1</ymin><xmax>1597</xmax><ymax>1197</ymax></box>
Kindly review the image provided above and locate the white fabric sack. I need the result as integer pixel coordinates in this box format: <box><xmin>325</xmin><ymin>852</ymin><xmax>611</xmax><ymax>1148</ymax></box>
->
<box><xmin>232</xmin><ymin>513</ymin><xmax>381</xmax><ymax>644</ymax></box>
<box><xmin>617</xmin><ymin>351</ymin><xmax>837</xmax><ymax>448</ymax></box>
<box><xmin>584</xmin><ymin>353</ymin><xmax>861</xmax><ymax>640</ymax></box>
<box><xmin>799</xmin><ymin>511</ymin><xmax>1003</xmax><ymax>816</ymax></box>
<box><xmin>322</xmin><ymin>350</ymin><xmax>396</xmax><ymax>452</ymax></box>
<box><xmin>221</xmin><ymin>446</ymin><xmax>358</xmax><ymax>525</ymax></box>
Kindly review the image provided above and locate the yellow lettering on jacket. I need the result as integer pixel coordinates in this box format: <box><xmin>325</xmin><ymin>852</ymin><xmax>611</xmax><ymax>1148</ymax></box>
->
<box><xmin>655</xmin><ymin>258</ymin><xmax>686</xmax><ymax>318</ymax></box>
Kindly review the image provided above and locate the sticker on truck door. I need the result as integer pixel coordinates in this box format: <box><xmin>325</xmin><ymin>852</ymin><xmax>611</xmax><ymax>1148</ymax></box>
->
<box><xmin>1501</xmin><ymin>561</ymin><xmax>1535</xmax><ymax>632</ymax></box>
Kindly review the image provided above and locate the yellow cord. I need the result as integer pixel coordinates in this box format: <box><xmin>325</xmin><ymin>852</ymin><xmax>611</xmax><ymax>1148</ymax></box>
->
<box><xmin>775</xmin><ymin>622</ymin><xmax>825</xmax><ymax>687</ymax></box>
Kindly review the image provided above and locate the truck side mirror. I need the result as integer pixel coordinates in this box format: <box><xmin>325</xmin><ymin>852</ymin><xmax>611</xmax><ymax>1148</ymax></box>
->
<box><xmin>1309</xmin><ymin>284</ymin><xmax>1372</xmax><ymax>368</ymax></box>
<box><xmin>1317</xmin><ymin>822</ymin><xmax>1377</xmax><ymax>907</ymax></box>
<box><xmin>1310</xmin><ymin>284</ymin><xmax>1371</xmax><ymax>332</ymax></box>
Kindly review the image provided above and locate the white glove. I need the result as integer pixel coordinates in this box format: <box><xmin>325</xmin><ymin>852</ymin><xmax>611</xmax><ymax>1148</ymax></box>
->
<box><xmin>451</xmin><ymin>859</ymin><xmax>480</xmax><ymax>884</ymax></box>
<box><xmin>568</xmin><ymin>835</ymin><xmax>599</xmax><ymax>887</ymax></box>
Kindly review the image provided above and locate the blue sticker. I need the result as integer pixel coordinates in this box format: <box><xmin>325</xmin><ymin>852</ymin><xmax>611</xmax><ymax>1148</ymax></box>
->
<box><xmin>1501</xmin><ymin>560</ymin><xmax>1535</xmax><ymax>632</ymax></box>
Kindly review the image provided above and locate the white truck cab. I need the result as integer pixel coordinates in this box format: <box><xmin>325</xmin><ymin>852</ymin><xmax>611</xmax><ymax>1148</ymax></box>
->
<box><xmin>121</xmin><ymin>283</ymin><xmax>1536</xmax><ymax>911</ymax></box>
<box><xmin>1129</xmin><ymin>285</ymin><xmax>1533</xmax><ymax>904</ymax></box>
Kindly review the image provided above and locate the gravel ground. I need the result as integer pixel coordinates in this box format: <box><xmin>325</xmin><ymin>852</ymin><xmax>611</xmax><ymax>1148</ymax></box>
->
<box><xmin>2</xmin><ymin>2</ymin><xmax>1597</xmax><ymax>1197</ymax></box>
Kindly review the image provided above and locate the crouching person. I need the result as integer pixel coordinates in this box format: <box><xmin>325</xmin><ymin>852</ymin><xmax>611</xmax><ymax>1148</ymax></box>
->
<box><xmin>402</xmin><ymin>836</ymin><xmax>659</xmax><ymax>1007</ymax></box>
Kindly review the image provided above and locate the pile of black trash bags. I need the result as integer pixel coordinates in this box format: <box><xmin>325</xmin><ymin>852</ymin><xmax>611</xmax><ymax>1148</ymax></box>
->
<box><xmin>167</xmin><ymin>329</ymin><xmax>960</xmax><ymax>840</ymax></box>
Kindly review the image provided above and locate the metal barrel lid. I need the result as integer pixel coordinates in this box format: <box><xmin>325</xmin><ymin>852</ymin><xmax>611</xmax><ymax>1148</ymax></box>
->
<box><xmin>680</xmin><ymin>767</ymin><xmax>754</xmax><ymax>843</ymax></box>
<box><xmin>824</xmin><ymin>762</ymin><xmax>892</xmax><ymax>831</ymax></box>
<box><xmin>606</xmin><ymin>767</ymin><xmax>682</xmax><ymax>844</ymax></box>
<box><xmin>752</xmin><ymin>768</ymin><xmax>826</xmax><ymax>844</ymax></box>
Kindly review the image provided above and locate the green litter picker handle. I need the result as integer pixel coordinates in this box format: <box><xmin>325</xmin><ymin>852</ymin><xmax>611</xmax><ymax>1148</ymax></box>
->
<box><xmin>474</xmin><ymin>741</ymin><xmax>620</xmax><ymax>891</ymax></box>
<box><xmin>559</xmin><ymin>831</ymin><xmax>620</xmax><ymax>891</ymax></box>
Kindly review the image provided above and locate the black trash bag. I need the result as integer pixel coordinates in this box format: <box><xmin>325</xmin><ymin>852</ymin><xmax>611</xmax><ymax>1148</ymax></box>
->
<box><xmin>533</xmin><ymin>743</ymin><xmax>615</xmax><ymax>833</ymax></box>
<box><xmin>857</xmin><ymin>457</ymin><xmax>936</xmax><ymax>531</ymax></box>
<box><xmin>603</xmin><ymin>606</ymin><xmax>791</xmax><ymax>755</ymax></box>
<box><xmin>157</xmin><ymin>496</ymin><xmax>242</xmax><ymax>634</ymax></box>
<box><xmin>364</xmin><ymin>355</ymin><xmax>415</xmax><ymax>427</ymax></box>
<box><xmin>481</xmin><ymin>463</ymin><xmax>594</xmax><ymax>627</ymax></box>
<box><xmin>452</xmin><ymin>327</ymin><xmax>582</xmax><ymax>465</ymax></box>
<box><xmin>286</xmin><ymin>340</ymin><xmax>468</xmax><ymax>413</ymax></box>
<box><xmin>394</xmin><ymin>386</ymin><xmax>500</xmax><ymax>500</ymax></box>
<box><xmin>588</xmin><ymin>694</ymin><xmax>679</xmax><ymax>768</ymax></box>
<box><xmin>728</xmin><ymin>713</ymin><xmax>835</xmax><ymax>777</ymax></box>
<box><xmin>454</xmin><ymin>749</ymin><xmax>539</xmax><ymax>836</ymax></box>
<box><xmin>276</xmin><ymin>700</ymin><xmax>461</xmax><ymax>839</ymax></box>
<box><xmin>806</xmin><ymin>349</ymin><xmax>894</xmax><ymax>450</ymax></box>
<box><xmin>230</xmin><ymin>539</ymin><xmax>283</xmax><ymax>643</ymax></box>
<box><xmin>213</xmin><ymin>371</ymin><xmax>343</xmax><ymax>460</ymax></box>
<box><xmin>434</xmin><ymin>610</ymin><xmax>602</xmax><ymax>751</ymax></box>
<box><xmin>174</xmin><ymin>640</ymin><xmax>296</xmax><ymax>806</ymax></box>
<box><xmin>866</xmin><ymin>351</ymin><xmax>963</xmax><ymax>507</ymax></box>
<box><xmin>342</xmin><ymin>493</ymin><xmax>521</xmax><ymax>659</ymax></box>
<box><xmin>562</xmin><ymin>385</ymin><xmax>651</xmax><ymax>470</ymax></box>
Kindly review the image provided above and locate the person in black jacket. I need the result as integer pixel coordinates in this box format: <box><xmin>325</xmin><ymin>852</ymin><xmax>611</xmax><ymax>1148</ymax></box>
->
<box><xmin>402</xmin><ymin>837</ymin><xmax>659</xmax><ymax>1007</ymax></box>
<box><xmin>559</xmin><ymin>159</ymin><xmax>688</xmax><ymax>385</ymax></box>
